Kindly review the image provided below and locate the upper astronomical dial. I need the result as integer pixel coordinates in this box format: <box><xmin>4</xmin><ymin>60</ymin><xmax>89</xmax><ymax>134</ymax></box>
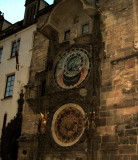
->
<box><xmin>55</xmin><ymin>48</ymin><xmax>90</xmax><ymax>89</ymax></box>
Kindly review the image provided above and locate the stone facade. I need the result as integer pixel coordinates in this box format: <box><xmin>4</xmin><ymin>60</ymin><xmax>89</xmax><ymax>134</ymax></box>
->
<box><xmin>0</xmin><ymin>1</ymin><xmax>48</xmax><ymax>159</ymax></box>
<box><xmin>16</xmin><ymin>0</ymin><xmax>138</xmax><ymax>160</ymax></box>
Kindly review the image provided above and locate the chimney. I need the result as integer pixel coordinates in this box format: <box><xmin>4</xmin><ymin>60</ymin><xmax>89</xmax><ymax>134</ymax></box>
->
<box><xmin>23</xmin><ymin>0</ymin><xmax>40</xmax><ymax>26</ymax></box>
<box><xmin>0</xmin><ymin>11</ymin><xmax>4</xmax><ymax>31</ymax></box>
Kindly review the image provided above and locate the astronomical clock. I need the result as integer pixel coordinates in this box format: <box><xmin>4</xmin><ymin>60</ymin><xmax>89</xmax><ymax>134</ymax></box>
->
<box><xmin>36</xmin><ymin>1</ymin><xmax>101</xmax><ymax>160</ymax></box>
<box><xmin>44</xmin><ymin>46</ymin><xmax>93</xmax><ymax>151</ymax></box>
<box><xmin>37</xmin><ymin>36</ymin><xmax>101</xmax><ymax>160</ymax></box>
<box><xmin>54</xmin><ymin>48</ymin><xmax>90</xmax><ymax>89</ymax></box>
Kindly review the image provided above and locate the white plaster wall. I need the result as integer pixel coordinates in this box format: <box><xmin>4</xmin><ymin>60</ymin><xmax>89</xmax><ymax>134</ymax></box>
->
<box><xmin>0</xmin><ymin>24</ymin><xmax>37</xmax><ymax>137</ymax></box>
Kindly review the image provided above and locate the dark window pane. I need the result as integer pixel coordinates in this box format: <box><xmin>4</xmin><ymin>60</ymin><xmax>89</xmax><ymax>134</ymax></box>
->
<box><xmin>11</xmin><ymin>40</ymin><xmax>20</xmax><ymax>57</ymax></box>
<box><xmin>17</xmin><ymin>40</ymin><xmax>20</xmax><ymax>49</ymax></box>
<box><xmin>0</xmin><ymin>48</ymin><xmax>3</xmax><ymax>63</ymax></box>
<box><xmin>11</xmin><ymin>81</ymin><xmax>14</xmax><ymax>86</ymax></box>
<box><xmin>7</xmin><ymin>87</ymin><xmax>10</xmax><ymax>91</ymax></box>
<box><xmin>8</xmin><ymin>77</ymin><xmax>11</xmax><ymax>81</ymax></box>
<box><xmin>41</xmin><ymin>80</ymin><xmax>46</xmax><ymax>96</ymax></box>
<box><xmin>5</xmin><ymin>92</ymin><xmax>9</xmax><ymax>97</ymax></box>
<box><xmin>11</xmin><ymin>42</ymin><xmax>16</xmax><ymax>57</ymax></box>
<box><xmin>11</xmin><ymin>75</ymin><xmax>15</xmax><ymax>80</ymax></box>
<box><xmin>10</xmin><ymin>86</ymin><xmax>13</xmax><ymax>91</ymax></box>
<box><xmin>9</xmin><ymin>91</ymin><xmax>13</xmax><ymax>96</ymax></box>
<box><xmin>7</xmin><ymin>82</ymin><xmax>11</xmax><ymax>86</ymax></box>
<box><xmin>82</xmin><ymin>24</ymin><xmax>89</xmax><ymax>34</ymax></box>
<box><xmin>64</xmin><ymin>30</ymin><xmax>70</xmax><ymax>41</ymax></box>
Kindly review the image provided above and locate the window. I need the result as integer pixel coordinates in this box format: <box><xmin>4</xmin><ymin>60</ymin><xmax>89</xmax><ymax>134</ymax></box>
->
<box><xmin>64</xmin><ymin>30</ymin><xmax>70</xmax><ymax>41</ymax></box>
<box><xmin>0</xmin><ymin>48</ymin><xmax>3</xmax><ymax>63</ymax></box>
<box><xmin>82</xmin><ymin>23</ymin><xmax>89</xmax><ymax>34</ymax></box>
<box><xmin>5</xmin><ymin>75</ymin><xmax>15</xmax><ymax>97</ymax></box>
<box><xmin>41</xmin><ymin>80</ymin><xmax>46</xmax><ymax>96</ymax></box>
<box><xmin>11</xmin><ymin>40</ymin><xmax>20</xmax><ymax>57</ymax></box>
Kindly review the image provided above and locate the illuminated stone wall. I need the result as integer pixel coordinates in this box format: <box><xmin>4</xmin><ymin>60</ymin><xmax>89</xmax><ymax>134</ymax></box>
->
<box><xmin>18</xmin><ymin>0</ymin><xmax>138</xmax><ymax>160</ymax></box>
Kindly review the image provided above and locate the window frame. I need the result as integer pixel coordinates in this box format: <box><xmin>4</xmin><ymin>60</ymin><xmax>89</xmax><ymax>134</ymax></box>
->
<box><xmin>4</xmin><ymin>74</ymin><xmax>15</xmax><ymax>98</ymax></box>
<box><xmin>64</xmin><ymin>30</ymin><xmax>70</xmax><ymax>41</ymax></box>
<box><xmin>82</xmin><ymin>23</ymin><xmax>89</xmax><ymax>35</ymax></box>
<box><xmin>0</xmin><ymin>47</ymin><xmax>3</xmax><ymax>63</ymax></box>
<box><xmin>11</xmin><ymin>40</ymin><xmax>20</xmax><ymax>58</ymax></box>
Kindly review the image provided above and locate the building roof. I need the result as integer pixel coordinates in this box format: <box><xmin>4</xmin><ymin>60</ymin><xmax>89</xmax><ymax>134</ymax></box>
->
<box><xmin>0</xmin><ymin>3</ymin><xmax>55</xmax><ymax>41</ymax></box>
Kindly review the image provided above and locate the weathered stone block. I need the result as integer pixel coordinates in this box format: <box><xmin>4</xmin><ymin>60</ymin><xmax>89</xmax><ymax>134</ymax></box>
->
<box><xmin>110</xmin><ymin>155</ymin><xmax>131</xmax><ymax>160</ymax></box>
<box><xmin>128</xmin><ymin>136</ymin><xmax>137</xmax><ymax>145</ymax></box>
<box><xmin>125</xmin><ymin>129</ymin><xmax>137</xmax><ymax>136</ymax></box>
<box><xmin>106</xmin><ymin>86</ymin><xmax>112</xmax><ymax>92</ymax></box>
<box><xmin>101</xmin><ymin>142</ymin><xmax>118</xmax><ymax>150</ymax></box>
<box><xmin>119</xmin><ymin>144</ymin><xmax>137</xmax><ymax>154</ymax></box>
<box><xmin>100</xmin><ymin>100</ymin><xmax>106</xmax><ymax>106</ymax></box>
<box><xmin>100</xmin><ymin>105</ymin><xmax>107</xmax><ymax>111</ymax></box>
<box><xmin>96</xmin><ymin>118</ymin><xmax>106</xmax><ymax>127</ymax></box>
<box><xmin>107</xmin><ymin>116</ymin><xmax>123</xmax><ymax>125</ymax></box>
<box><xmin>101</xmin><ymin>154</ymin><xmax>110</xmax><ymax>160</ymax></box>
<box><xmin>119</xmin><ymin>136</ymin><xmax>129</xmax><ymax>145</ymax></box>
<box><xmin>118</xmin><ymin>135</ymin><xmax>137</xmax><ymax>145</ymax></box>
<box><xmin>100</xmin><ymin>111</ymin><xmax>110</xmax><ymax>118</ymax></box>
<box><xmin>131</xmin><ymin>155</ymin><xmax>138</xmax><ymax>160</ymax></box>
<box><xmin>102</xmin><ymin>135</ymin><xmax>118</xmax><ymax>143</ymax></box>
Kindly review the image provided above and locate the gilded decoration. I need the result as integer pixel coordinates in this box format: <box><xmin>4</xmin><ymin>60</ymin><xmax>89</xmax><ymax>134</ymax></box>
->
<box><xmin>39</xmin><ymin>112</ymin><xmax>49</xmax><ymax>134</ymax></box>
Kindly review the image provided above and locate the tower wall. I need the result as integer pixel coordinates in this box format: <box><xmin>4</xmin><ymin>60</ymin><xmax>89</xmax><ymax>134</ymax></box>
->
<box><xmin>18</xmin><ymin>0</ymin><xmax>138</xmax><ymax>160</ymax></box>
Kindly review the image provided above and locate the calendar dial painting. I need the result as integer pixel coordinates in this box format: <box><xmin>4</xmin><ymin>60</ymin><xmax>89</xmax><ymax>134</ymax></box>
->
<box><xmin>51</xmin><ymin>103</ymin><xmax>85</xmax><ymax>147</ymax></box>
<box><xmin>55</xmin><ymin>48</ymin><xmax>90</xmax><ymax>89</ymax></box>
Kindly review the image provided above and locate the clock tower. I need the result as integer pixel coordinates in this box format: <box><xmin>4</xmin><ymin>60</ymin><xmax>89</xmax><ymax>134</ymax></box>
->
<box><xmin>18</xmin><ymin>0</ymin><xmax>102</xmax><ymax>160</ymax></box>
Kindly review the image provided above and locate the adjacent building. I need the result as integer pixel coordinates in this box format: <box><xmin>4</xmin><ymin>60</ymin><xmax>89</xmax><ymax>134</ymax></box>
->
<box><xmin>0</xmin><ymin>0</ymin><xmax>48</xmax><ymax>159</ymax></box>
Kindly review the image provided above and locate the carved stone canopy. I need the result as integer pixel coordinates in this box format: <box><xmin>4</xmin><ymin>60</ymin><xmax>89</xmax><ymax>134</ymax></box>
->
<box><xmin>40</xmin><ymin>0</ymin><xmax>98</xmax><ymax>38</ymax></box>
